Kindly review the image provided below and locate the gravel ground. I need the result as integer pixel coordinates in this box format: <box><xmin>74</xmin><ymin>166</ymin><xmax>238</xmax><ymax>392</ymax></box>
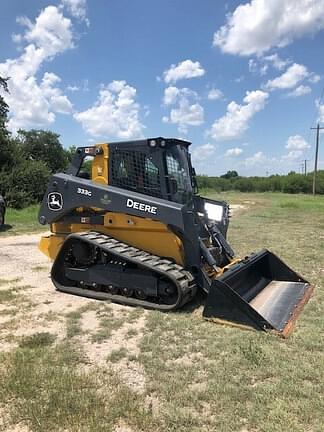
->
<box><xmin>0</xmin><ymin>233</ymin><xmax>147</xmax><ymax>375</ymax></box>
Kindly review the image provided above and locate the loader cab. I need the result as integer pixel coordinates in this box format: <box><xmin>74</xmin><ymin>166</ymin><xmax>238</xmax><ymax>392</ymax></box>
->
<box><xmin>67</xmin><ymin>138</ymin><xmax>196</xmax><ymax>205</ymax></box>
<box><xmin>108</xmin><ymin>137</ymin><xmax>195</xmax><ymax>205</ymax></box>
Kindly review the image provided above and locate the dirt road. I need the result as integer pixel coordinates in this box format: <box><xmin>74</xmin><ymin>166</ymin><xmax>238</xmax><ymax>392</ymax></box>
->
<box><xmin>0</xmin><ymin>233</ymin><xmax>148</xmax><ymax>394</ymax></box>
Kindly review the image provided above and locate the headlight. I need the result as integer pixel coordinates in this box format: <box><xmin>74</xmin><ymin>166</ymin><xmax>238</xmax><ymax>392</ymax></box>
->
<box><xmin>204</xmin><ymin>202</ymin><xmax>223</xmax><ymax>222</ymax></box>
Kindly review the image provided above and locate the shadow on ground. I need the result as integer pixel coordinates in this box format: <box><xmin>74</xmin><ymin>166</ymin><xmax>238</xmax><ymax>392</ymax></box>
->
<box><xmin>175</xmin><ymin>289</ymin><xmax>207</xmax><ymax>315</ymax></box>
<box><xmin>0</xmin><ymin>224</ymin><xmax>13</xmax><ymax>233</ymax></box>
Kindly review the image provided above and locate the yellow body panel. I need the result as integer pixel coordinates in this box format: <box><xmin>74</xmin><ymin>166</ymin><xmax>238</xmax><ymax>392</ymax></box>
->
<box><xmin>39</xmin><ymin>213</ymin><xmax>184</xmax><ymax>265</ymax></box>
<box><xmin>92</xmin><ymin>143</ymin><xmax>109</xmax><ymax>184</ymax></box>
<box><xmin>39</xmin><ymin>234</ymin><xmax>66</xmax><ymax>260</ymax></box>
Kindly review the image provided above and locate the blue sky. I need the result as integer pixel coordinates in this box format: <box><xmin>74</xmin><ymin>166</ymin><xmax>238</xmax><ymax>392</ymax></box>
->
<box><xmin>1</xmin><ymin>0</ymin><xmax>324</xmax><ymax>175</ymax></box>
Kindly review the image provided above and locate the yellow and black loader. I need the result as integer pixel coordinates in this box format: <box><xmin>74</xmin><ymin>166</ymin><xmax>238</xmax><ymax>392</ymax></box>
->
<box><xmin>38</xmin><ymin>137</ymin><xmax>313</xmax><ymax>336</ymax></box>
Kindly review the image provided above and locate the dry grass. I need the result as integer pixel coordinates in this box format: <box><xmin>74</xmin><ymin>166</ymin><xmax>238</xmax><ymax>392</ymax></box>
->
<box><xmin>0</xmin><ymin>192</ymin><xmax>323</xmax><ymax>431</ymax></box>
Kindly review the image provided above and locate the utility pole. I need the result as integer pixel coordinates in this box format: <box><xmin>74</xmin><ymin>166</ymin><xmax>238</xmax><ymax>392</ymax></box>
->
<box><xmin>311</xmin><ymin>123</ymin><xmax>324</xmax><ymax>195</ymax></box>
<box><xmin>302</xmin><ymin>159</ymin><xmax>309</xmax><ymax>176</ymax></box>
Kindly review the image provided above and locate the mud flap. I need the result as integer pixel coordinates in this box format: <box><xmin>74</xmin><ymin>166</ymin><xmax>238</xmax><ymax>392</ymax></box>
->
<box><xmin>203</xmin><ymin>250</ymin><xmax>314</xmax><ymax>337</ymax></box>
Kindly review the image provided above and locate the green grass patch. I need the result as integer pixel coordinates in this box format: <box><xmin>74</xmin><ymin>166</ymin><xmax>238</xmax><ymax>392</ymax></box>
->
<box><xmin>19</xmin><ymin>332</ymin><xmax>56</xmax><ymax>349</ymax></box>
<box><xmin>0</xmin><ymin>289</ymin><xmax>18</xmax><ymax>302</ymax></box>
<box><xmin>107</xmin><ymin>348</ymin><xmax>128</xmax><ymax>363</ymax></box>
<box><xmin>0</xmin><ymin>204</ymin><xmax>47</xmax><ymax>235</ymax></box>
<box><xmin>32</xmin><ymin>265</ymin><xmax>48</xmax><ymax>272</ymax></box>
<box><xmin>0</xmin><ymin>342</ymin><xmax>156</xmax><ymax>432</ymax></box>
<box><xmin>65</xmin><ymin>310</ymin><xmax>84</xmax><ymax>338</ymax></box>
<box><xmin>126</xmin><ymin>328</ymin><xmax>138</xmax><ymax>338</ymax></box>
<box><xmin>279</xmin><ymin>200</ymin><xmax>300</xmax><ymax>208</ymax></box>
<box><xmin>0</xmin><ymin>277</ymin><xmax>22</xmax><ymax>286</ymax></box>
<box><xmin>90</xmin><ymin>314</ymin><xmax>126</xmax><ymax>343</ymax></box>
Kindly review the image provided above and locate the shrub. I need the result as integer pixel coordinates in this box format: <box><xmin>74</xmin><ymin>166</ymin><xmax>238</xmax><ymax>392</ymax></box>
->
<box><xmin>1</xmin><ymin>160</ymin><xmax>50</xmax><ymax>208</ymax></box>
<box><xmin>282</xmin><ymin>174</ymin><xmax>310</xmax><ymax>194</ymax></box>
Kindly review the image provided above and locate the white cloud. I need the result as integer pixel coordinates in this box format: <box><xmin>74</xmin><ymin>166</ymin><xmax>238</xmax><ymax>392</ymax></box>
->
<box><xmin>191</xmin><ymin>143</ymin><xmax>216</xmax><ymax>162</ymax></box>
<box><xmin>237</xmin><ymin>135</ymin><xmax>307</xmax><ymax>169</ymax></box>
<box><xmin>287</xmin><ymin>85</ymin><xmax>311</xmax><ymax>97</ymax></box>
<box><xmin>265</xmin><ymin>63</ymin><xmax>309</xmax><ymax>90</ymax></box>
<box><xmin>207</xmin><ymin>88</ymin><xmax>223</xmax><ymax>100</ymax></box>
<box><xmin>244</xmin><ymin>151</ymin><xmax>266</xmax><ymax>167</ymax></box>
<box><xmin>283</xmin><ymin>150</ymin><xmax>303</xmax><ymax>160</ymax></box>
<box><xmin>234</xmin><ymin>76</ymin><xmax>244</xmax><ymax>83</ymax></box>
<box><xmin>208</xmin><ymin>90</ymin><xmax>268</xmax><ymax>141</ymax></box>
<box><xmin>263</xmin><ymin>53</ymin><xmax>291</xmax><ymax>71</ymax></box>
<box><xmin>213</xmin><ymin>0</ymin><xmax>324</xmax><ymax>56</ymax></box>
<box><xmin>168</xmin><ymin>102</ymin><xmax>204</xmax><ymax>134</ymax></box>
<box><xmin>163</xmin><ymin>59</ymin><xmax>205</xmax><ymax>84</ymax></box>
<box><xmin>0</xmin><ymin>6</ymin><xmax>74</xmax><ymax>131</ymax></box>
<box><xmin>249</xmin><ymin>59</ymin><xmax>268</xmax><ymax>76</ymax></box>
<box><xmin>249</xmin><ymin>54</ymin><xmax>291</xmax><ymax>76</ymax></box>
<box><xmin>61</xmin><ymin>0</ymin><xmax>89</xmax><ymax>25</ymax></box>
<box><xmin>286</xmin><ymin>135</ymin><xmax>310</xmax><ymax>150</ymax></box>
<box><xmin>163</xmin><ymin>86</ymin><xmax>180</xmax><ymax>105</ymax></box>
<box><xmin>74</xmin><ymin>80</ymin><xmax>144</xmax><ymax>139</ymax></box>
<box><xmin>309</xmin><ymin>73</ymin><xmax>321</xmax><ymax>83</ymax></box>
<box><xmin>317</xmin><ymin>100</ymin><xmax>324</xmax><ymax>122</ymax></box>
<box><xmin>162</xmin><ymin>87</ymin><xmax>204</xmax><ymax>134</ymax></box>
<box><xmin>225</xmin><ymin>147</ymin><xmax>243</xmax><ymax>157</ymax></box>
<box><xmin>41</xmin><ymin>72</ymin><xmax>73</xmax><ymax>114</ymax></box>
<box><xmin>67</xmin><ymin>85</ymin><xmax>79</xmax><ymax>92</ymax></box>
<box><xmin>11</xmin><ymin>33</ymin><xmax>22</xmax><ymax>44</ymax></box>
<box><xmin>19</xmin><ymin>5</ymin><xmax>74</xmax><ymax>57</ymax></box>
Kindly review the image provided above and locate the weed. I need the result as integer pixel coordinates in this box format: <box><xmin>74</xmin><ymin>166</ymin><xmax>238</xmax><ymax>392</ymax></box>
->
<box><xmin>66</xmin><ymin>309</ymin><xmax>85</xmax><ymax>336</ymax></box>
<box><xmin>126</xmin><ymin>328</ymin><xmax>138</xmax><ymax>338</ymax></box>
<box><xmin>236</xmin><ymin>339</ymin><xmax>266</xmax><ymax>366</ymax></box>
<box><xmin>19</xmin><ymin>332</ymin><xmax>56</xmax><ymax>349</ymax></box>
<box><xmin>91</xmin><ymin>315</ymin><xmax>125</xmax><ymax>343</ymax></box>
<box><xmin>279</xmin><ymin>200</ymin><xmax>300</xmax><ymax>208</ymax></box>
<box><xmin>31</xmin><ymin>265</ymin><xmax>48</xmax><ymax>272</ymax></box>
<box><xmin>128</xmin><ymin>307</ymin><xmax>144</xmax><ymax>322</ymax></box>
<box><xmin>0</xmin><ymin>289</ymin><xmax>17</xmax><ymax>302</ymax></box>
<box><xmin>107</xmin><ymin>348</ymin><xmax>128</xmax><ymax>363</ymax></box>
<box><xmin>0</xmin><ymin>277</ymin><xmax>22</xmax><ymax>286</ymax></box>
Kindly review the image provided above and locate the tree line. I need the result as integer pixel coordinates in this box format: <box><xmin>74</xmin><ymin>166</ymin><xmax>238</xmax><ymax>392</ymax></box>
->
<box><xmin>197</xmin><ymin>170</ymin><xmax>324</xmax><ymax>195</ymax></box>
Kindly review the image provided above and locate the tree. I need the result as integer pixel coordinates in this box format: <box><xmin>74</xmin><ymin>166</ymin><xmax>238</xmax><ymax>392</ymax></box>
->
<box><xmin>16</xmin><ymin>129</ymin><xmax>69</xmax><ymax>173</ymax></box>
<box><xmin>282</xmin><ymin>173</ymin><xmax>310</xmax><ymax>194</ymax></box>
<box><xmin>220</xmin><ymin>170</ymin><xmax>239</xmax><ymax>179</ymax></box>
<box><xmin>0</xmin><ymin>76</ymin><xmax>16</xmax><ymax>171</ymax></box>
<box><xmin>65</xmin><ymin>145</ymin><xmax>77</xmax><ymax>163</ymax></box>
<box><xmin>2</xmin><ymin>159</ymin><xmax>50</xmax><ymax>208</ymax></box>
<box><xmin>0</xmin><ymin>77</ymin><xmax>9</xmax><ymax>134</ymax></box>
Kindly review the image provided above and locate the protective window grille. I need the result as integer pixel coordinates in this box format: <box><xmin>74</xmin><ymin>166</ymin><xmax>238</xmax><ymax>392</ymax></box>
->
<box><xmin>111</xmin><ymin>150</ymin><xmax>162</xmax><ymax>197</ymax></box>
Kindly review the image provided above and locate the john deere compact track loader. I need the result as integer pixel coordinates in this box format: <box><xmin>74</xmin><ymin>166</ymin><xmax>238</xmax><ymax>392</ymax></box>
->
<box><xmin>38</xmin><ymin>137</ymin><xmax>313</xmax><ymax>336</ymax></box>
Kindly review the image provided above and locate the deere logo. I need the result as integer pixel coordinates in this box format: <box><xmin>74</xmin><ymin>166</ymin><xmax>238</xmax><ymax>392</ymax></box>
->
<box><xmin>48</xmin><ymin>192</ymin><xmax>63</xmax><ymax>211</ymax></box>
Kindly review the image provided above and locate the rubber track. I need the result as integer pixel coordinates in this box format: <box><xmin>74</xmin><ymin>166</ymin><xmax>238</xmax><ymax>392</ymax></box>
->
<box><xmin>52</xmin><ymin>231</ymin><xmax>197</xmax><ymax>311</ymax></box>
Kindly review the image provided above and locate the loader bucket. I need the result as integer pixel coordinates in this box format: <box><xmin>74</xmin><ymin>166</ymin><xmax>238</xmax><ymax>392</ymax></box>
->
<box><xmin>203</xmin><ymin>250</ymin><xmax>313</xmax><ymax>337</ymax></box>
